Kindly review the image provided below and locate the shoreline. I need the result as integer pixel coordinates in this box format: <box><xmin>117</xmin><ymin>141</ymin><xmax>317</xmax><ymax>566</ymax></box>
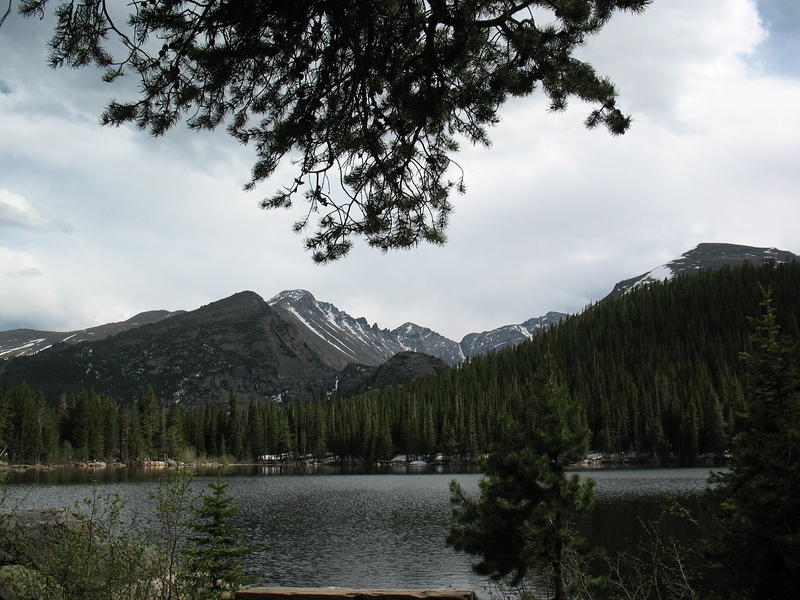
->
<box><xmin>0</xmin><ymin>455</ymin><xmax>728</xmax><ymax>475</ymax></box>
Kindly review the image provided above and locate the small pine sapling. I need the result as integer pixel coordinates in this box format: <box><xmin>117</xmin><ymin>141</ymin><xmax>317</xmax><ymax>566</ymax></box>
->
<box><xmin>183</xmin><ymin>478</ymin><xmax>252</xmax><ymax>599</ymax></box>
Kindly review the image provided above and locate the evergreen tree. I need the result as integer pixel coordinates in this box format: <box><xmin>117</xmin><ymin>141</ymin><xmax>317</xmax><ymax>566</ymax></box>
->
<box><xmin>225</xmin><ymin>392</ymin><xmax>245</xmax><ymax>460</ymax></box>
<box><xmin>2</xmin><ymin>261</ymin><xmax>799</xmax><ymax>467</ymax></box>
<box><xmin>183</xmin><ymin>479</ymin><xmax>251</xmax><ymax>599</ymax></box>
<box><xmin>708</xmin><ymin>287</ymin><xmax>800</xmax><ymax>600</ymax></box>
<box><xmin>138</xmin><ymin>388</ymin><xmax>160</xmax><ymax>459</ymax></box>
<box><xmin>447</xmin><ymin>368</ymin><xmax>594</xmax><ymax>600</ymax></box>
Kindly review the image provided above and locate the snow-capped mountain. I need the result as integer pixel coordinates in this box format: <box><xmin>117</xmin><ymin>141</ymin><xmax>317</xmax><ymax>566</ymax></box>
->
<box><xmin>0</xmin><ymin>292</ymin><xmax>451</xmax><ymax>404</ymax></box>
<box><xmin>605</xmin><ymin>243</ymin><xmax>798</xmax><ymax>299</ymax></box>
<box><xmin>0</xmin><ymin>310</ymin><xmax>184</xmax><ymax>360</ymax></box>
<box><xmin>5</xmin><ymin>241</ymin><xmax>791</xmax><ymax>383</ymax></box>
<box><xmin>268</xmin><ymin>290</ymin><xmax>467</xmax><ymax>367</ymax></box>
<box><xmin>0</xmin><ymin>292</ymin><xmax>338</xmax><ymax>404</ymax></box>
<box><xmin>0</xmin><ymin>289</ymin><xmax>561</xmax><ymax>371</ymax></box>
<box><xmin>268</xmin><ymin>290</ymin><xmax>407</xmax><ymax>368</ymax></box>
<box><xmin>269</xmin><ymin>289</ymin><xmax>565</xmax><ymax>366</ymax></box>
<box><xmin>460</xmin><ymin>312</ymin><xmax>568</xmax><ymax>358</ymax></box>
<box><xmin>390</xmin><ymin>322</ymin><xmax>466</xmax><ymax>365</ymax></box>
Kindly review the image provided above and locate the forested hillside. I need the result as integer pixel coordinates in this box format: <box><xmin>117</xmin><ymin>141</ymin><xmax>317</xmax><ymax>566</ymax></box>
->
<box><xmin>2</xmin><ymin>261</ymin><xmax>798</xmax><ymax>465</ymax></box>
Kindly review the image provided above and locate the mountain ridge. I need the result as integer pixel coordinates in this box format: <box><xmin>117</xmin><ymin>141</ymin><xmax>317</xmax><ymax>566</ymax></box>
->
<box><xmin>604</xmin><ymin>242</ymin><xmax>797</xmax><ymax>299</ymax></box>
<box><xmin>0</xmin><ymin>293</ymin><xmax>451</xmax><ymax>405</ymax></box>
<box><xmin>0</xmin><ymin>309</ymin><xmax>186</xmax><ymax>360</ymax></box>
<box><xmin>268</xmin><ymin>289</ymin><xmax>566</xmax><ymax>366</ymax></box>
<box><xmin>1</xmin><ymin>242</ymin><xmax>796</xmax><ymax>405</ymax></box>
<box><xmin>0</xmin><ymin>292</ymin><xmax>337</xmax><ymax>404</ymax></box>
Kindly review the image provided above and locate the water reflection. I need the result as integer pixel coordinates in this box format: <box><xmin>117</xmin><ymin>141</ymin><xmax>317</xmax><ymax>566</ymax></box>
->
<box><xmin>2</xmin><ymin>467</ymin><xmax>716</xmax><ymax>593</ymax></box>
<box><xmin>6</xmin><ymin>463</ymin><xmax>484</xmax><ymax>484</ymax></box>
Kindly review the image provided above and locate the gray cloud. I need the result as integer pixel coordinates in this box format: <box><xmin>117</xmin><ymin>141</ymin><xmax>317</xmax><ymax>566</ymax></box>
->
<box><xmin>0</xmin><ymin>0</ymin><xmax>798</xmax><ymax>340</ymax></box>
<box><xmin>0</xmin><ymin>188</ymin><xmax>49</xmax><ymax>230</ymax></box>
<box><xmin>6</xmin><ymin>267</ymin><xmax>42</xmax><ymax>277</ymax></box>
<box><xmin>0</xmin><ymin>188</ymin><xmax>71</xmax><ymax>232</ymax></box>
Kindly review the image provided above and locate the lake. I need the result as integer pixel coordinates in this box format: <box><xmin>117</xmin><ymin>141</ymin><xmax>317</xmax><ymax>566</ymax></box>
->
<box><xmin>1</xmin><ymin>466</ymin><xmax>716</xmax><ymax>595</ymax></box>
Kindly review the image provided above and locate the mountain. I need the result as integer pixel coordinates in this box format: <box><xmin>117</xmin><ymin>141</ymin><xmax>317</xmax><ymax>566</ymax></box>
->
<box><xmin>271</xmin><ymin>259</ymin><xmax>800</xmax><ymax>463</ymax></box>
<box><xmin>4</xmin><ymin>241</ymin><xmax>795</xmax><ymax>406</ymax></box>
<box><xmin>460</xmin><ymin>312</ymin><xmax>568</xmax><ymax>358</ymax></box>
<box><xmin>5</xmin><ymin>259</ymin><xmax>799</xmax><ymax>465</ymax></box>
<box><xmin>267</xmin><ymin>290</ymin><xmax>466</xmax><ymax>367</ymax></box>
<box><xmin>0</xmin><ymin>287</ymin><xmax>568</xmax><ymax>373</ymax></box>
<box><xmin>391</xmin><ymin>322</ymin><xmax>466</xmax><ymax>365</ymax></box>
<box><xmin>605</xmin><ymin>242</ymin><xmax>798</xmax><ymax>299</ymax></box>
<box><xmin>269</xmin><ymin>289</ymin><xmax>565</xmax><ymax>366</ymax></box>
<box><xmin>267</xmin><ymin>290</ymin><xmax>406</xmax><ymax>368</ymax></box>
<box><xmin>0</xmin><ymin>292</ymin><xmax>338</xmax><ymax>404</ymax></box>
<box><xmin>0</xmin><ymin>310</ymin><xmax>184</xmax><ymax>360</ymax></box>
<box><xmin>334</xmin><ymin>351</ymin><xmax>450</xmax><ymax>398</ymax></box>
<box><xmin>0</xmin><ymin>292</ymin><xmax>450</xmax><ymax>405</ymax></box>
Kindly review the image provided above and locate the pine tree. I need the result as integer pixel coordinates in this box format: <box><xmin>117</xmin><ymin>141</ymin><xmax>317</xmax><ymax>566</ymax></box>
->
<box><xmin>15</xmin><ymin>1</ymin><xmax>649</xmax><ymax>262</ymax></box>
<box><xmin>447</xmin><ymin>368</ymin><xmax>594</xmax><ymax>600</ymax></box>
<box><xmin>708</xmin><ymin>286</ymin><xmax>800</xmax><ymax>600</ymax></box>
<box><xmin>183</xmin><ymin>479</ymin><xmax>251</xmax><ymax>599</ymax></box>
<box><xmin>226</xmin><ymin>393</ymin><xmax>245</xmax><ymax>460</ymax></box>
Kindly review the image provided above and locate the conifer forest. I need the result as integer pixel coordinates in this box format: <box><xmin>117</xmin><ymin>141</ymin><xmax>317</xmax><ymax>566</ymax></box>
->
<box><xmin>2</xmin><ymin>261</ymin><xmax>798</xmax><ymax>467</ymax></box>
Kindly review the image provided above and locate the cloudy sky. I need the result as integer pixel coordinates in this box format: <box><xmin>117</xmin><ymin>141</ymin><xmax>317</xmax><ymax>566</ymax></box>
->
<box><xmin>0</xmin><ymin>0</ymin><xmax>798</xmax><ymax>341</ymax></box>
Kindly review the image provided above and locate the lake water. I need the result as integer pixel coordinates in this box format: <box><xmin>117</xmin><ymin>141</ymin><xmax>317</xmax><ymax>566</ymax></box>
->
<box><xmin>1</xmin><ymin>466</ymin><xmax>715</xmax><ymax>595</ymax></box>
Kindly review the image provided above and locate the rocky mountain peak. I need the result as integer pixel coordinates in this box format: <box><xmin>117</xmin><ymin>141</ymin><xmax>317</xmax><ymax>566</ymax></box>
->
<box><xmin>267</xmin><ymin>289</ymin><xmax>405</xmax><ymax>369</ymax></box>
<box><xmin>189</xmin><ymin>290</ymin><xmax>271</xmax><ymax>322</ymax></box>
<box><xmin>604</xmin><ymin>242</ymin><xmax>798</xmax><ymax>299</ymax></box>
<box><xmin>269</xmin><ymin>289</ymin><xmax>317</xmax><ymax>306</ymax></box>
<box><xmin>0</xmin><ymin>289</ymin><xmax>335</xmax><ymax>404</ymax></box>
<box><xmin>123</xmin><ymin>309</ymin><xmax>185</xmax><ymax>326</ymax></box>
<box><xmin>391</xmin><ymin>322</ymin><xmax>465</xmax><ymax>365</ymax></box>
<box><xmin>677</xmin><ymin>242</ymin><xmax>794</xmax><ymax>268</ymax></box>
<box><xmin>8</xmin><ymin>241</ymin><xmax>790</xmax><ymax>396</ymax></box>
<box><xmin>459</xmin><ymin>310</ymin><xmax>567</xmax><ymax>359</ymax></box>
<box><xmin>544</xmin><ymin>311</ymin><xmax>567</xmax><ymax>318</ymax></box>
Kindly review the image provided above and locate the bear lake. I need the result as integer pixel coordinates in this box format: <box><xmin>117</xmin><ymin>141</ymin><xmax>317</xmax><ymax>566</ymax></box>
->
<box><xmin>2</xmin><ymin>466</ymin><xmax>715</xmax><ymax>595</ymax></box>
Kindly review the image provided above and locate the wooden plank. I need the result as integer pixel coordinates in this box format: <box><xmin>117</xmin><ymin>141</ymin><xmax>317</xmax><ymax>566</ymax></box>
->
<box><xmin>235</xmin><ymin>587</ymin><xmax>476</xmax><ymax>600</ymax></box>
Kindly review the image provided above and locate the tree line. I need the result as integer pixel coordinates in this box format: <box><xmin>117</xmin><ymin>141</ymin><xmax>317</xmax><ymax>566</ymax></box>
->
<box><xmin>1</xmin><ymin>261</ymin><xmax>798</xmax><ymax>465</ymax></box>
<box><xmin>448</xmin><ymin>286</ymin><xmax>800</xmax><ymax>600</ymax></box>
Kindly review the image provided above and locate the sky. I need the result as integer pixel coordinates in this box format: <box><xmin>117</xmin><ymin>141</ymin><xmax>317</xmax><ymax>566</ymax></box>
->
<box><xmin>0</xmin><ymin>0</ymin><xmax>798</xmax><ymax>341</ymax></box>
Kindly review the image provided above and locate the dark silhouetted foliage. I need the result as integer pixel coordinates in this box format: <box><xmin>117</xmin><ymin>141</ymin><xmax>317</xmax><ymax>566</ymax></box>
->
<box><xmin>17</xmin><ymin>0</ymin><xmax>649</xmax><ymax>260</ymax></box>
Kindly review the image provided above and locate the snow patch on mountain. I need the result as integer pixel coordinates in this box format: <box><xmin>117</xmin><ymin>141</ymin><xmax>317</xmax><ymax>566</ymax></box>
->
<box><xmin>605</xmin><ymin>243</ymin><xmax>798</xmax><ymax>300</ymax></box>
<box><xmin>283</xmin><ymin>304</ymin><xmax>358</xmax><ymax>360</ymax></box>
<box><xmin>0</xmin><ymin>310</ymin><xmax>184</xmax><ymax>360</ymax></box>
<box><xmin>633</xmin><ymin>263</ymin><xmax>674</xmax><ymax>287</ymax></box>
<box><xmin>269</xmin><ymin>289</ymin><xmax>563</xmax><ymax>366</ymax></box>
<box><xmin>0</xmin><ymin>338</ymin><xmax>46</xmax><ymax>357</ymax></box>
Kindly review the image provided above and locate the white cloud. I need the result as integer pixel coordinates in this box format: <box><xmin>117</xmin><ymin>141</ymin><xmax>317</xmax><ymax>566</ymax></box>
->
<box><xmin>0</xmin><ymin>0</ymin><xmax>797</xmax><ymax>340</ymax></box>
<box><xmin>0</xmin><ymin>247</ymin><xmax>55</xmax><ymax>329</ymax></box>
<box><xmin>0</xmin><ymin>189</ymin><xmax>52</xmax><ymax>230</ymax></box>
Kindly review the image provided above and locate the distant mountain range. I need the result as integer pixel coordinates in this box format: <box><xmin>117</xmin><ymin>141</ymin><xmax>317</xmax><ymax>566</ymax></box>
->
<box><xmin>0</xmin><ymin>292</ymin><xmax>447</xmax><ymax>404</ymax></box>
<box><xmin>0</xmin><ymin>291</ymin><xmax>569</xmax><ymax>368</ymax></box>
<box><xmin>268</xmin><ymin>289</ymin><xmax>566</xmax><ymax>368</ymax></box>
<box><xmin>0</xmin><ymin>242</ymin><xmax>795</xmax><ymax>404</ymax></box>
